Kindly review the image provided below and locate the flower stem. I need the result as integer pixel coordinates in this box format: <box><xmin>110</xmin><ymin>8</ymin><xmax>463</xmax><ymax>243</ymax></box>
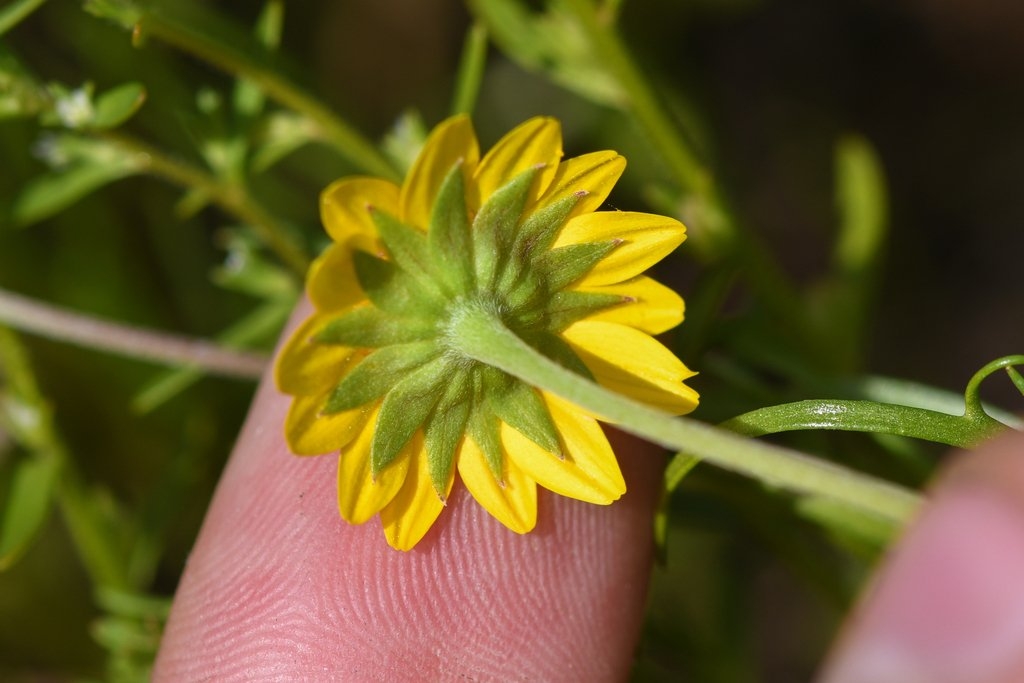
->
<box><xmin>721</xmin><ymin>399</ymin><xmax>1006</xmax><ymax>447</ymax></box>
<box><xmin>133</xmin><ymin>7</ymin><xmax>399</xmax><ymax>182</ymax></box>
<box><xmin>99</xmin><ymin>132</ymin><xmax>311</xmax><ymax>275</ymax></box>
<box><xmin>450</xmin><ymin>305</ymin><xmax>921</xmax><ymax>525</ymax></box>
<box><xmin>450</xmin><ymin>22</ymin><xmax>489</xmax><ymax>117</ymax></box>
<box><xmin>560</xmin><ymin>0</ymin><xmax>809</xmax><ymax>346</ymax></box>
<box><xmin>0</xmin><ymin>287</ymin><xmax>268</xmax><ymax>378</ymax></box>
<box><xmin>560</xmin><ymin>0</ymin><xmax>705</xmax><ymax>193</ymax></box>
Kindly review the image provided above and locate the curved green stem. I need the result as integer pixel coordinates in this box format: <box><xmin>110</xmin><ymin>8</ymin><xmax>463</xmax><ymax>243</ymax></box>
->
<box><xmin>100</xmin><ymin>132</ymin><xmax>310</xmax><ymax>275</ymax></box>
<box><xmin>133</xmin><ymin>8</ymin><xmax>398</xmax><ymax>181</ymax></box>
<box><xmin>965</xmin><ymin>354</ymin><xmax>1024</xmax><ymax>419</ymax></box>
<box><xmin>450</xmin><ymin>305</ymin><xmax>920</xmax><ymax>525</ymax></box>
<box><xmin>721</xmin><ymin>399</ymin><xmax>1006</xmax><ymax>448</ymax></box>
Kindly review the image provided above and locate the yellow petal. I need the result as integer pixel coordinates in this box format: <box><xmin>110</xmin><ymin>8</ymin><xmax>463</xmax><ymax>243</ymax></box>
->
<box><xmin>501</xmin><ymin>411</ymin><xmax>622</xmax><ymax>505</ymax></box>
<box><xmin>380</xmin><ymin>435</ymin><xmax>452</xmax><ymax>551</ymax></box>
<box><xmin>284</xmin><ymin>391</ymin><xmax>374</xmax><ymax>456</ymax></box>
<box><xmin>457</xmin><ymin>436</ymin><xmax>537</xmax><ymax>534</ymax></box>
<box><xmin>320</xmin><ymin>177</ymin><xmax>400</xmax><ymax>243</ymax></box>
<box><xmin>306</xmin><ymin>240</ymin><xmax>377</xmax><ymax>313</ymax></box>
<box><xmin>400</xmin><ymin>115</ymin><xmax>480</xmax><ymax>230</ymax></box>
<box><xmin>544</xmin><ymin>393</ymin><xmax>625</xmax><ymax>495</ymax></box>
<box><xmin>574</xmin><ymin>275</ymin><xmax>684</xmax><ymax>335</ymax></box>
<box><xmin>274</xmin><ymin>313</ymin><xmax>362</xmax><ymax>396</ymax></box>
<box><xmin>561</xmin><ymin>320</ymin><xmax>699</xmax><ymax>415</ymax></box>
<box><xmin>555</xmin><ymin>211</ymin><xmax>686</xmax><ymax>286</ymax></box>
<box><xmin>530</xmin><ymin>151</ymin><xmax>625</xmax><ymax>218</ymax></box>
<box><xmin>336</xmin><ymin>405</ymin><xmax>410</xmax><ymax>524</ymax></box>
<box><xmin>473</xmin><ymin>116</ymin><xmax>562</xmax><ymax>209</ymax></box>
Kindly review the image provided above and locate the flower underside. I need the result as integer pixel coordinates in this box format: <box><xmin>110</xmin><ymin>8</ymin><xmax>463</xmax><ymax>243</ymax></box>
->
<box><xmin>275</xmin><ymin>116</ymin><xmax>699</xmax><ymax>550</ymax></box>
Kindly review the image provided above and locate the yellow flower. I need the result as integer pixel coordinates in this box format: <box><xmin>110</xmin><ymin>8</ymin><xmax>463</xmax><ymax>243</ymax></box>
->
<box><xmin>274</xmin><ymin>115</ymin><xmax>699</xmax><ymax>550</ymax></box>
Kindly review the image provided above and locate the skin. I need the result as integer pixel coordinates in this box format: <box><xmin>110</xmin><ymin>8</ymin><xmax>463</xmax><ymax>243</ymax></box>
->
<box><xmin>154</xmin><ymin>308</ymin><xmax>1024</xmax><ymax>682</ymax></box>
<box><xmin>819</xmin><ymin>430</ymin><xmax>1024</xmax><ymax>683</ymax></box>
<box><xmin>153</xmin><ymin>308</ymin><xmax>664</xmax><ymax>682</ymax></box>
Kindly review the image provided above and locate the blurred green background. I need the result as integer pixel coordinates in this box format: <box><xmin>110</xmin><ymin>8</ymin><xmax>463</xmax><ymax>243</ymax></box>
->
<box><xmin>1</xmin><ymin>0</ymin><xmax>1022</xmax><ymax>680</ymax></box>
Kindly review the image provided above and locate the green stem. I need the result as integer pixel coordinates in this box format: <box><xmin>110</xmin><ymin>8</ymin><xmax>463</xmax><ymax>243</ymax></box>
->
<box><xmin>561</xmin><ymin>0</ymin><xmax>808</xmax><ymax>345</ymax></box>
<box><xmin>100</xmin><ymin>132</ymin><xmax>310</xmax><ymax>275</ymax></box>
<box><xmin>449</xmin><ymin>305</ymin><xmax>921</xmax><ymax>524</ymax></box>
<box><xmin>721</xmin><ymin>399</ymin><xmax>1006</xmax><ymax>448</ymax></box>
<box><xmin>134</xmin><ymin>9</ymin><xmax>398</xmax><ymax>182</ymax></box>
<box><xmin>0</xmin><ymin>287</ymin><xmax>268</xmax><ymax>378</ymax></box>
<box><xmin>450</xmin><ymin>22</ymin><xmax>489</xmax><ymax>117</ymax></box>
<box><xmin>965</xmin><ymin>354</ymin><xmax>1024</xmax><ymax>419</ymax></box>
<box><xmin>561</xmin><ymin>0</ymin><xmax>705</xmax><ymax>193</ymax></box>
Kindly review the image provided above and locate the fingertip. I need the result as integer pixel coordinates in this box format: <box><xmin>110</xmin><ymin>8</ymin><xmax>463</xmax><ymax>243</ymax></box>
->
<box><xmin>155</xmin><ymin>366</ymin><xmax>665</xmax><ymax>680</ymax></box>
<box><xmin>819</xmin><ymin>430</ymin><xmax>1024</xmax><ymax>683</ymax></box>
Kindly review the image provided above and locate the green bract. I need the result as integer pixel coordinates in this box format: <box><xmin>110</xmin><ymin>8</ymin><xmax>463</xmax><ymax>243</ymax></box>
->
<box><xmin>275</xmin><ymin>115</ymin><xmax>697</xmax><ymax>550</ymax></box>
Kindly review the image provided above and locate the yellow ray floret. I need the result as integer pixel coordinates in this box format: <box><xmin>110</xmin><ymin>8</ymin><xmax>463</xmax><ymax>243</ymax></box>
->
<box><xmin>274</xmin><ymin>114</ymin><xmax>699</xmax><ymax>550</ymax></box>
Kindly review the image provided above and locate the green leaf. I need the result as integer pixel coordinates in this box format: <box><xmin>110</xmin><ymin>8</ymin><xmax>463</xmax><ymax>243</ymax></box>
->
<box><xmin>0</xmin><ymin>47</ymin><xmax>48</xmax><ymax>119</ymax></box>
<box><xmin>10</xmin><ymin>161</ymin><xmax>138</xmax><ymax>227</ymax></box>
<box><xmin>489</xmin><ymin>378</ymin><xmax>561</xmax><ymax>455</ymax></box>
<box><xmin>467</xmin><ymin>0</ymin><xmax>626</xmax><ymax>107</ymax></box>
<box><xmin>544</xmin><ymin>290</ymin><xmax>623</xmax><ymax>330</ymax></box>
<box><xmin>353</xmin><ymin>250</ymin><xmax>439</xmax><ymax>316</ymax></box>
<box><xmin>424</xmin><ymin>369</ymin><xmax>473</xmax><ymax>497</ymax></box>
<box><xmin>324</xmin><ymin>340</ymin><xmax>440</xmax><ymax>414</ymax></box>
<box><xmin>371</xmin><ymin>357</ymin><xmax>450</xmax><ymax>474</ymax></box>
<box><xmin>428</xmin><ymin>162</ymin><xmax>474</xmax><ymax>295</ymax></box>
<box><xmin>91</xmin><ymin>82</ymin><xmax>146</xmax><ymax>129</ymax></box>
<box><xmin>232</xmin><ymin>0</ymin><xmax>284</xmax><ymax>118</ymax></box>
<box><xmin>809</xmin><ymin>134</ymin><xmax>889</xmax><ymax>371</ymax></box>
<box><xmin>381</xmin><ymin>109</ymin><xmax>428</xmax><ymax>176</ymax></box>
<box><xmin>834</xmin><ymin>135</ymin><xmax>887</xmax><ymax>276</ymax></box>
<box><xmin>250</xmin><ymin>111</ymin><xmax>318</xmax><ymax>172</ymax></box>
<box><xmin>211</xmin><ymin>229</ymin><xmax>299</xmax><ymax>300</ymax></box>
<box><xmin>535</xmin><ymin>240</ymin><xmax>617</xmax><ymax>291</ymax></box>
<box><xmin>0</xmin><ymin>455</ymin><xmax>59</xmax><ymax>570</ymax></box>
<box><xmin>82</xmin><ymin>0</ymin><xmax>143</xmax><ymax>28</ymax></box>
<box><xmin>473</xmin><ymin>166</ymin><xmax>537</xmax><ymax>287</ymax></box>
<box><xmin>316</xmin><ymin>306</ymin><xmax>436</xmax><ymax>348</ymax></box>
<box><xmin>95</xmin><ymin>586</ymin><xmax>172</xmax><ymax>620</ymax></box>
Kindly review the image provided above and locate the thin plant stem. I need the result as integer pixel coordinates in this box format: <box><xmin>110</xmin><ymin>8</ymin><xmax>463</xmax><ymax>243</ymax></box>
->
<box><xmin>449</xmin><ymin>304</ymin><xmax>921</xmax><ymax>525</ymax></box>
<box><xmin>99</xmin><ymin>132</ymin><xmax>310</xmax><ymax>275</ymax></box>
<box><xmin>0</xmin><ymin>287</ymin><xmax>268</xmax><ymax>378</ymax></box>
<box><xmin>133</xmin><ymin>8</ymin><xmax>399</xmax><ymax>182</ymax></box>
<box><xmin>560</xmin><ymin>0</ymin><xmax>808</xmax><ymax>342</ymax></box>
<box><xmin>450</xmin><ymin>22</ymin><xmax>489</xmax><ymax>117</ymax></box>
<box><xmin>560</xmin><ymin>0</ymin><xmax>704</xmax><ymax>192</ymax></box>
<box><xmin>0</xmin><ymin>327</ymin><xmax>131</xmax><ymax>589</ymax></box>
